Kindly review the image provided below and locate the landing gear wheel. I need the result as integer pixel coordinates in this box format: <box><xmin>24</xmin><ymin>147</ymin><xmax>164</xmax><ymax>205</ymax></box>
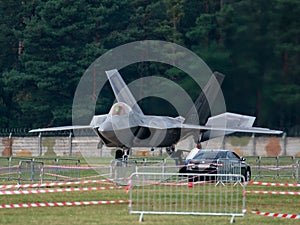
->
<box><xmin>166</xmin><ymin>145</ymin><xmax>175</xmax><ymax>156</ymax></box>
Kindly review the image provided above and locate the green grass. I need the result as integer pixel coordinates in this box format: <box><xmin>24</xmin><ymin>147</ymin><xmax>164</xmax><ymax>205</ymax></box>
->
<box><xmin>0</xmin><ymin>157</ymin><xmax>299</xmax><ymax>225</ymax></box>
<box><xmin>0</xmin><ymin>178</ymin><xmax>299</xmax><ymax>225</ymax></box>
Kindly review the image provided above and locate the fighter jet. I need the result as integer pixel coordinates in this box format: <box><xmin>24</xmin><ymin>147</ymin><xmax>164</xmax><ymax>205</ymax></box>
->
<box><xmin>30</xmin><ymin>69</ymin><xmax>282</xmax><ymax>153</ymax></box>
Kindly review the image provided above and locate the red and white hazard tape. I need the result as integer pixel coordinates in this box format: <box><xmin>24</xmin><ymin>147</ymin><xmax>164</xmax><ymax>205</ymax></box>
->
<box><xmin>0</xmin><ymin>186</ymin><xmax>123</xmax><ymax>195</ymax></box>
<box><xmin>0</xmin><ymin>179</ymin><xmax>110</xmax><ymax>190</ymax></box>
<box><xmin>44</xmin><ymin>165</ymin><xmax>110</xmax><ymax>170</ymax></box>
<box><xmin>43</xmin><ymin>172</ymin><xmax>111</xmax><ymax>181</ymax></box>
<box><xmin>80</xmin><ymin>174</ymin><xmax>110</xmax><ymax>180</ymax></box>
<box><xmin>247</xmin><ymin>210</ymin><xmax>300</xmax><ymax>219</ymax></box>
<box><xmin>43</xmin><ymin>172</ymin><xmax>74</xmax><ymax>180</ymax></box>
<box><xmin>246</xmin><ymin>190</ymin><xmax>300</xmax><ymax>195</ymax></box>
<box><xmin>0</xmin><ymin>172</ymin><xmax>18</xmax><ymax>176</ymax></box>
<box><xmin>0</xmin><ymin>200</ymin><xmax>130</xmax><ymax>209</ymax></box>
<box><xmin>248</xmin><ymin>181</ymin><xmax>300</xmax><ymax>187</ymax></box>
<box><xmin>126</xmin><ymin>180</ymin><xmax>211</xmax><ymax>190</ymax></box>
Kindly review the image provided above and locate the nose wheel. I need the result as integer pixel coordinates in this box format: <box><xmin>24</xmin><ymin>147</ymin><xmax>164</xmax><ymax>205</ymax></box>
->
<box><xmin>115</xmin><ymin>148</ymin><xmax>130</xmax><ymax>160</ymax></box>
<box><xmin>166</xmin><ymin>145</ymin><xmax>175</xmax><ymax>156</ymax></box>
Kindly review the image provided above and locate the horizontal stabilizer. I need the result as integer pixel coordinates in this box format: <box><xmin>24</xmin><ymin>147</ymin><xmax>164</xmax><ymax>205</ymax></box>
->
<box><xmin>206</xmin><ymin>112</ymin><xmax>256</xmax><ymax>128</ymax></box>
<box><xmin>181</xmin><ymin>123</ymin><xmax>282</xmax><ymax>134</ymax></box>
<box><xmin>197</xmin><ymin>112</ymin><xmax>282</xmax><ymax>141</ymax></box>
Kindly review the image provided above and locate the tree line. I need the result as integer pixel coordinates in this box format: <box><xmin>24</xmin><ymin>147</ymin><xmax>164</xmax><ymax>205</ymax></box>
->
<box><xmin>0</xmin><ymin>0</ymin><xmax>299</xmax><ymax>135</ymax></box>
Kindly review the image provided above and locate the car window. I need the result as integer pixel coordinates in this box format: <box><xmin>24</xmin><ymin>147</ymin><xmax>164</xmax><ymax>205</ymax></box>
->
<box><xmin>193</xmin><ymin>151</ymin><xmax>226</xmax><ymax>160</ymax></box>
<box><xmin>227</xmin><ymin>151</ymin><xmax>239</xmax><ymax>160</ymax></box>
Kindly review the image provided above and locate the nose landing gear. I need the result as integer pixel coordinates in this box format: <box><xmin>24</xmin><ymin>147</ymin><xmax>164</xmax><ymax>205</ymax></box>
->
<box><xmin>115</xmin><ymin>148</ymin><xmax>130</xmax><ymax>160</ymax></box>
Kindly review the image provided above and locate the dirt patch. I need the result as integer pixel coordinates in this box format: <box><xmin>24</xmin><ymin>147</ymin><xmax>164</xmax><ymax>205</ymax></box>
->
<box><xmin>15</xmin><ymin>149</ymin><xmax>32</xmax><ymax>156</ymax></box>
<box><xmin>1</xmin><ymin>137</ymin><xmax>13</xmax><ymax>156</ymax></box>
<box><xmin>135</xmin><ymin>150</ymin><xmax>150</xmax><ymax>157</ymax></box>
<box><xmin>265</xmin><ymin>137</ymin><xmax>281</xmax><ymax>156</ymax></box>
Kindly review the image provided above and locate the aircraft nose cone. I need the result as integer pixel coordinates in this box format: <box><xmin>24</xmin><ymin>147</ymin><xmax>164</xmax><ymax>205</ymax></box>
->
<box><xmin>98</xmin><ymin>121</ymin><xmax>113</xmax><ymax>132</ymax></box>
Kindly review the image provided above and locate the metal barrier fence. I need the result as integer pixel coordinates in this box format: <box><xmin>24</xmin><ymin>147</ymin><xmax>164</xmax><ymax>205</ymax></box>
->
<box><xmin>110</xmin><ymin>159</ymin><xmax>137</xmax><ymax>185</ymax></box>
<box><xmin>0</xmin><ymin>157</ymin><xmax>80</xmax><ymax>181</ymax></box>
<box><xmin>217</xmin><ymin>159</ymin><xmax>242</xmax><ymax>183</ymax></box>
<box><xmin>110</xmin><ymin>156</ymin><xmax>300</xmax><ymax>184</ymax></box>
<box><xmin>56</xmin><ymin>158</ymin><xmax>80</xmax><ymax>180</ymax></box>
<box><xmin>1</xmin><ymin>156</ymin><xmax>299</xmax><ymax>183</ymax></box>
<box><xmin>128</xmin><ymin>172</ymin><xmax>246</xmax><ymax>223</ymax></box>
<box><xmin>35</xmin><ymin>157</ymin><xmax>58</xmax><ymax>181</ymax></box>
<box><xmin>9</xmin><ymin>157</ymin><xmax>33</xmax><ymax>180</ymax></box>
<box><xmin>297</xmin><ymin>160</ymin><xmax>300</xmax><ymax>184</ymax></box>
<box><xmin>244</xmin><ymin>156</ymin><xmax>299</xmax><ymax>179</ymax></box>
<box><xmin>18</xmin><ymin>160</ymin><xmax>44</xmax><ymax>182</ymax></box>
<box><xmin>110</xmin><ymin>158</ymin><xmax>179</xmax><ymax>185</ymax></box>
<box><xmin>0</xmin><ymin>157</ymin><xmax>10</xmax><ymax>180</ymax></box>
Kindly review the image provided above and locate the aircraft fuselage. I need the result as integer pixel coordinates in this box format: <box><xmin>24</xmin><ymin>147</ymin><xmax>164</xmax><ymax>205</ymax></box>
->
<box><xmin>95</xmin><ymin>123</ymin><xmax>181</xmax><ymax>148</ymax></box>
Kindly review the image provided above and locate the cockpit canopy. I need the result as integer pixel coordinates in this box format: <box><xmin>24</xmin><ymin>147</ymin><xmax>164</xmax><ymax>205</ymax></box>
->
<box><xmin>109</xmin><ymin>102</ymin><xmax>132</xmax><ymax>116</ymax></box>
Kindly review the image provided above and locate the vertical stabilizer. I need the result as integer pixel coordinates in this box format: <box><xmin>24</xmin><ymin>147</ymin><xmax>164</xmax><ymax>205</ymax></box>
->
<box><xmin>185</xmin><ymin>71</ymin><xmax>224</xmax><ymax>125</ymax></box>
<box><xmin>106</xmin><ymin>69</ymin><xmax>144</xmax><ymax>115</ymax></box>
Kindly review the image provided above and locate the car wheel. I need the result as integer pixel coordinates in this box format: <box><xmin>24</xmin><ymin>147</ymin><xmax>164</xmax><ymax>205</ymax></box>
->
<box><xmin>244</xmin><ymin>168</ymin><xmax>251</xmax><ymax>182</ymax></box>
<box><xmin>188</xmin><ymin>175</ymin><xmax>200</xmax><ymax>183</ymax></box>
<box><xmin>179</xmin><ymin>166</ymin><xmax>187</xmax><ymax>173</ymax></box>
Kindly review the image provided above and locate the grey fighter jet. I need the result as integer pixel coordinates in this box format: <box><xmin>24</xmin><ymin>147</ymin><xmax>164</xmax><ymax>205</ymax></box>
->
<box><xmin>30</xmin><ymin>69</ymin><xmax>282</xmax><ymax>152</ymax></box>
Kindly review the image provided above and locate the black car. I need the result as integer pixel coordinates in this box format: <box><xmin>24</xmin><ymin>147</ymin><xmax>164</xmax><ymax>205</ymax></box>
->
<box><xmin>179</xmin><ymin>149</ymin><xmax>251</xmax><ymax>182</ymax></box>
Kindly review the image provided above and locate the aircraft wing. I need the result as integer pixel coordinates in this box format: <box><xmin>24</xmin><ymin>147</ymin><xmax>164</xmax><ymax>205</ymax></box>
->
<box><xmin>30</xmin><ymin>114</ymin><xmax>108</xmax><ymax>133</ymax></box>
<box><xmin>29</xmin><ymin>125</ymin><xmax>94</xmax><ymax>133</ymax></box>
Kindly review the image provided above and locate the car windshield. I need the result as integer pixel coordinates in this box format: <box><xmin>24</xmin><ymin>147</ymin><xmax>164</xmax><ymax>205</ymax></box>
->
<box><xmin>193</xmin><ymin>151</ymin><xmax>227</xmax><ymax>160</ymax></box>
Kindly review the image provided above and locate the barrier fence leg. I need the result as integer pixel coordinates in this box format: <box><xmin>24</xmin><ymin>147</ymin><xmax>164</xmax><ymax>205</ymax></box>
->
<box><xmin>139</xmin><ymin>213</ymin><xmax>144</xmax><ymax>222</ymax></box>
<box><xmin>230</xmin><ymin>215</ymin><xmax>235</xmax><ymax>223</ymax></box>
<box><xmin>38</xmin><ymin>133</ymin><xmax>42</xmax><ymax>156</ymax></box>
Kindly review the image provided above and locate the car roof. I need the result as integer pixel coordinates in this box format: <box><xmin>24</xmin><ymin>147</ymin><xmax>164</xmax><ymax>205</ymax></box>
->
<box><xmin>201</xmin><ymin>149</ymin><xmax>230</xmax><ymax>152</ymax></box>
<box><xmin>191</xmin><ymin>149</ymin><xmax>237</xmax><ymax>160</ymax></box>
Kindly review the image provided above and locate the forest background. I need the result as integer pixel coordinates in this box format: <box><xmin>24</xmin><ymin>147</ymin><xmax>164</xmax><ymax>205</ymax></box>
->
<box><xmin>0</xmin><ymin>0</ymin><xmax>299</xmax><ymax>136</ymax></box>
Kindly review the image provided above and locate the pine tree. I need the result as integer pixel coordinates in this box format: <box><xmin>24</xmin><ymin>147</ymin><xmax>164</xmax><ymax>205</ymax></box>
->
<box><xmin>5</xmin><ymin>0</ymin><xmax>108</xmax><ymax>127</ymax></box>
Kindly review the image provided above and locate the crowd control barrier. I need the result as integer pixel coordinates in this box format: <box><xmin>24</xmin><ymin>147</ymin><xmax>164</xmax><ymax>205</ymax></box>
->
<box><xmin>128</xmin><ymin>172</ymin><xmax>246</xmax><ymax>223</ymax></box>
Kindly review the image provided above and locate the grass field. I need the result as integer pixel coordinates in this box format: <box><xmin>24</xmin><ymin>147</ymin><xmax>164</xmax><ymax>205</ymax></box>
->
<box><xmin>0</xmin><ymin>179</ymin><xmax>299</xmax><ymax>225</ymax></box>
<box><xmin>0</xmin><ymin>157</ymin><xmax>299</xmax><ymax>225</ymax></box>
